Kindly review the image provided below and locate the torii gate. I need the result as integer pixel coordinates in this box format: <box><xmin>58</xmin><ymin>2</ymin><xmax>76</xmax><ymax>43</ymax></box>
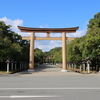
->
<box><xmin>43</xmin><ymin>56</ymin><xmax>53</xmax><ymax>64</ymax></box>
<box><xmin>18</xmin><ymin>26</ymin><xmax>79</xmax><ymax>72</ymax></box>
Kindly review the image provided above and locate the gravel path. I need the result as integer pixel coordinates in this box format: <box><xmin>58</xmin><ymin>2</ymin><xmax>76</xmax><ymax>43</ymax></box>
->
<box><xmin>14</xmin><ymin>64</ymin><xmax>100</xmax><ymax>77</ymax></box>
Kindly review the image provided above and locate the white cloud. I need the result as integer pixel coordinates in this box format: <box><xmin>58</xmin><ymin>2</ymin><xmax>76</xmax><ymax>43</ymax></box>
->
<box><xmin>50</xmin><ymin>33</ymin><xmax>62</xmax><ymax>37</ymax></box>
<box><xmin>0</xmin><ymin>17</ymin><xmax>87</xmax><ymax>52</ymax></box>
<box><xmin>40</xmin><ymin>25</ymin><xmax>49</xmax><ymax>28</ymax></box>
<box><xmin>35</xmin><ymin>33</ymin><xmax>46</xmax><ymax>37</ymax></box>
<box><xmin>0</xmin><ymin>17</ymin><xmax>30</xmax><ymax>36</ymax></box>
<box><xmin>83</xmin><ymin>21</ymin><xmax>89</xmax><ymax>27</ymax></box>
<box><xmin>35</xmin><ymin>40</ymin><xmax>62</xmax><ymax>52</ymax></box>
<box><xmin>40</xmin><ymin>25</ymin><xmax>44</xmax><ymax>28</ymax></box>
<box><xmin>67</xmin><ymin>29</ymin><xmax>87</xmax><ymax>37</ymax></box>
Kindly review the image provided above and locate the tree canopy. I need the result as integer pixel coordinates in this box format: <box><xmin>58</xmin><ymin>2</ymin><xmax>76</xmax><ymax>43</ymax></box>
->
<box><xmin>34</xmin><ymin>48</ymin><xmax>43</xmax><ymax>63</ymax></box>
<box><xmin>67</xmin><ymin>12</ymin><xmax>100</xmax><ymax>66</ymax></box>
<box><xmin>0</xmin><ymin>21</ymin><xmax>29</xmax><ymax>62</ymax></box>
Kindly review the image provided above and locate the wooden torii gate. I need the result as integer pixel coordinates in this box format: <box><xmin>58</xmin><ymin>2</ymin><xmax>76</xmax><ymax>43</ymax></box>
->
<box><xmin>18</xmin><ymin>26</ymin><xmax>79</xmax><ymax>72</ymax></box>
<box><xmin>43</xmin><ymin>56</ymin><xmax>53</xmax><ymax>64</ymax></box>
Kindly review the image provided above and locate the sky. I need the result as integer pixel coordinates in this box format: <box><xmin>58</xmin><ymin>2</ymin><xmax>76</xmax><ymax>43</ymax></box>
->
<box><xmin>0</xmin><ymin>0</ymin><xmax>100</xmax><ymax>52</ymax></box>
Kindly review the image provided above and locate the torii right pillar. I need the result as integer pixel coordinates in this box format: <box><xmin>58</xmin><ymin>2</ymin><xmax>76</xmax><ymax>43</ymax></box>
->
<box><xmin>61</xmin><ymin>32</ymin><xmax>67</xmax><ymax>72</ymax></box>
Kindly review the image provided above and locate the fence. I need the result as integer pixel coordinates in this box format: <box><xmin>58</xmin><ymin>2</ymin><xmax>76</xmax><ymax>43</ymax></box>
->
<box><xmin>55</xmin><ymin>62</ymin><xmax>100</xmax><ymax>74</ymax></box>
<box><xmin>67</xmin><ymin>62</ymin><xmax>100</xmax><ymax>74</ymax></box>
<box><xmin>0</xmin><ymin>61</ymin><xmax>28</xmax><ymax>73</ymax></box>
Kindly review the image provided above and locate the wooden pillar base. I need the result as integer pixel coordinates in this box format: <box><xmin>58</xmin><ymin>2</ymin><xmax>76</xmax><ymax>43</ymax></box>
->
<box><xmin>61</xmin><ymin>69</ymin><xmax>67</xmax><ymax>72</ymax></box>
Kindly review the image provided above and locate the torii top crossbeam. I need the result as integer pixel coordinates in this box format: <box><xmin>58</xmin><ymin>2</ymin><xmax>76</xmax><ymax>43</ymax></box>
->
<box><xmin>18</xmin><ymin>26</ymin><xmax>79</xmax><ymax>33</ymax></box>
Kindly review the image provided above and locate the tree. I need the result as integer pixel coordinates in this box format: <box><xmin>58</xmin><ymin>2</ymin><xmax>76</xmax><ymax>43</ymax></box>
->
<box><xmin>53</xmin><ymin>49</ymin><xmax>62</xmax><ymax>62</ymax></box>
<box><xmin>83</xmin><ymin>12</ymin><xmax>100</xmax><ymax>59</ymax></box>
<box><xmin>67</xmin><ymin>12</ymin><xmax>100</xmax><ymax>68</ymax></box>
<box><xmin>67</xmin><ymin>37</ymin><xmax>83</xmax><ymax>64</ymax></box>
<box><xmin>49</xmin><ymin>47</ymin><xmax>62</xmax><ymax>62</ymax></box>
<box><xmin>34</xmin><ymin>48</ymin><xmax>43</xmax><ymax>63</ymax></box>
<box><xmin>0</xmin><ymin>21</ymin><xmax>29</xmax><ymax>62</ymax></box>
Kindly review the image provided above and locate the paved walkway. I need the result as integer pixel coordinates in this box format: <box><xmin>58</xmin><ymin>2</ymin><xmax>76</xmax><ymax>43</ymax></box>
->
<box><xmin>15</xmin><ymin>64</ymin><xmax>100</xmax><ymax>77</ymax></box>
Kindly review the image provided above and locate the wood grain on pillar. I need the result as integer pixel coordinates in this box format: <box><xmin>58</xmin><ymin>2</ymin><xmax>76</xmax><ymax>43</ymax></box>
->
<box><xmin>29</xmin><ymin>32</ymin><xmax>35</xmax><ymax>69</ymax></box>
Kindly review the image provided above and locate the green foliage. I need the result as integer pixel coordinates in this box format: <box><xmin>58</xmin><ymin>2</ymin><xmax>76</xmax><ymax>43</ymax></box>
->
<box><xmin>49</xmin><ymin>47</ymin><xmax>62</xmax><ymax>62</ymax></box>
<box><xmin>34</xmin><ymin>48</ymin><xmax>43</xmax><ymax>63</ymax></box>
<box><xmin>67</xmin><ymin>37</ymin><xmax>83</xmax><ymax>63</ymax></box>
<box><xmin>67</xmin><ymin>12</ymin><xmax>100</xmax><ymax>65</ymax></box>
<box><xmin>53</xmin><ymin>49</ymin><xmax>62</xmax><ymax>62</ymax></box>
<box><xmin>84</xmin><ymin>12</ymin><xmax>100</xmax><ymax>59</ymax></box>
<box><xmin>42</xmin><ymin>47</ymin><xmax>62</xmax><ymax>63</ymax></box>
<box><xmin>0</xmin><ymin>21</ymin><xmax>29</xmax><ymax>62</ymax></box>
<box><xmin>49</xmin><ymin>47</ymin><xmax>62</xmax><ymax>55</ymax></box>
<box><xmin>43</xmin><ymin>51</ymin><xmax>50</xmax><ymax>57</ymax></box>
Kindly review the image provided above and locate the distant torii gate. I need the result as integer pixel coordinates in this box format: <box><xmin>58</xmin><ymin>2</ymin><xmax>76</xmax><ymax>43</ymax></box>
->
<box><xmin>18</xmin><ymin>26</ymin><xmax>79</xmax><ymax>72</ymax></box>
<box><xmin>43</xmin><ymin>56</ymin><xmax>53</xmax><ymax>64</ymax></box>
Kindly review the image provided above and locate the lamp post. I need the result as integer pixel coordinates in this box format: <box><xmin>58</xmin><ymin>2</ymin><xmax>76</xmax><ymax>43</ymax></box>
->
<box><xmin>86</xmin><ymin>57</ymin><xmax>91</xmax><ymax>74</ymax></box>
<box><xmin>6</xmin><ymin>57</ymin><xmax>10</xmax><ymax>73</ymax></box>
<box><xmin>82</xmin><ymin>60</ymin><xmax>86</xmax><ymax>72</ymax></box>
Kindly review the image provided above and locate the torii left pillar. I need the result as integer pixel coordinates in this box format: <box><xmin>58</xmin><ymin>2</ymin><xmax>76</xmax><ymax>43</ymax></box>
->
<box><xmin>61</xmin><ymin>32</ymin><xmax>67</xmax><ymax>72</ymax></box>
<box><xmin>28</xmin><ymin>32</ymin><xmax>35</xmax><ymax>71</ymax></box>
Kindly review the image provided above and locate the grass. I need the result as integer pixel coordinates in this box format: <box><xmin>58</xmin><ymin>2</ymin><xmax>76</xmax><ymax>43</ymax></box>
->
<box><xmin>0</xmin><ymin>71</ymin><xmax>11</xmax><ymax>74</ymax></box>
<box><xmin>55</xmin><ymin>65</ymin><xmax>99</xmax><ymax>74</ymax></box>
<box><xmin>0</xmin><ymin>67</ymin><xmax>28</xmax><ymax>74</ymax></box>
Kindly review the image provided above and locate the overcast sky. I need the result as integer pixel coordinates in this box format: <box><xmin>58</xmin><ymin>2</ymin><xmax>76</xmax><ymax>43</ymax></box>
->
<box><xmin>0</xmin><ymin>0</ymin><xmax>100</xmax><ymax>51</ymax></box>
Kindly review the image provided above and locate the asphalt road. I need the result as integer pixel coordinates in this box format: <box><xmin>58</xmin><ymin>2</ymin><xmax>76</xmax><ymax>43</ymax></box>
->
<box><xmin>0</xmin><ymin>64</ymin><xmax>100</xmax><ymax>100</ymax></box>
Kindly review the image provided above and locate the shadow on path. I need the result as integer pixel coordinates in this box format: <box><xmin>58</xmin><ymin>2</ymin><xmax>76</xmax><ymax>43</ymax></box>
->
<box><xmin>35</xmin><ymin>64</ymin><xmax>61</xmax><ymax>72</ymax></box>
<box><xmin>17</xmin><ymin>64</ymin><xmax>62</xmax><ymax>74</ymax></box>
